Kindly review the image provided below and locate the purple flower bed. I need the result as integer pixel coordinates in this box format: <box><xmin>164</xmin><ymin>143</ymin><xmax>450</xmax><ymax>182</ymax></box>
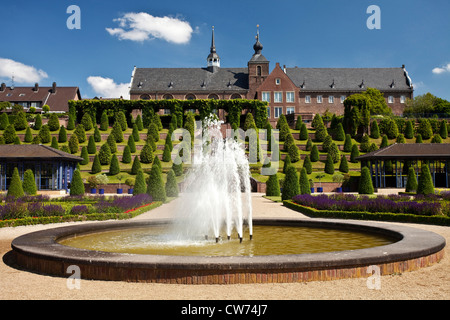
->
<box><xmin>95</xmin><ymin>194</ymin><xmax>153</xmax><ymax>213</ymax></box>
<box><xmin>0</xmin><ymin>200</ymin><xmax>65</xmax><ymax>219</ymax></box>
<box><xmin>292</xmin><ymin>194</ymin><xmax>442</xmax><ymax>217</ymax></box>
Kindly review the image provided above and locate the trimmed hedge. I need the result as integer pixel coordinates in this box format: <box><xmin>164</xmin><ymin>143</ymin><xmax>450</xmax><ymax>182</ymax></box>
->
<box><xmin>283</xmin><ymin>200</ymin><xmax>450</xmax><ymax>226</ymax></box>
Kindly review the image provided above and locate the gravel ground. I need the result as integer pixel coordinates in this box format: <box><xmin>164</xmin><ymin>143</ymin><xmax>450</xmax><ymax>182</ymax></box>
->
<box><xmin>0</xmin><ymin>194</ymin><xmax>449</xmax><ymax>300</ymax></box>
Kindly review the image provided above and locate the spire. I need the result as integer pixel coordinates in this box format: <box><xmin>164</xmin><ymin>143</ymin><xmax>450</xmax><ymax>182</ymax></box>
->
<box><xmin>207</xmin><ymin>26</ymin><xmax>220</xmax><ymax>72</ymax></box>
<box><xmin>253</xmin><ymin>24</ymin><xmax>263</xmax><ymax>55</ymax></box>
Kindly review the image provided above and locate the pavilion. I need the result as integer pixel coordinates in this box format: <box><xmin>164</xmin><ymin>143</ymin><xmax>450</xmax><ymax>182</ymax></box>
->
<box><xmin>355</xmin><ymin>144</ymin><xmax>450</xmax><ymax>189</ymax></box>
<box><xmin>0</xmin><ymin>145</ymin><xmax>83</xmax><ymax>193</ymax></box>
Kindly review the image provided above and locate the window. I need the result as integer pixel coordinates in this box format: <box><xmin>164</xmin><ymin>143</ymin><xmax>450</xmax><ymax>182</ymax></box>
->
<box><xmin>274</xmin><ymin>92</ymin><xmax>283</xmax><ymax>103</ymax></box>
<box><xmin>286</xmin><ymin>92</ymin><xmax>295</xmax><ymax>103</ymax></box>
<box><xmin>230</xmin><ymin>93</ymin><xmax>242</xmax><ymax>99</ymax></box>
<box><xmin>163</xmin><ymin>94</ymin><xmax>173</xmax><ymax>100</ymax></box>
<box><xmin>317</xmin><ymin>95</ymin><xmax>323</xmax><ymax>103</ymax></box>
<box><xmin>257</xmin><ymin>66</ymin><xmax>262</xmax><ymax>76</ymax></box>
<box><xmin>400</xmin><ymin>96</ymin><xmax>406</xmax><ymax>103</ymax></box>
<box><xmin>140</xmin><ymin>94</ymin><xmax>150</xmax><ymax>100</ymax></box>
<box><xmin>262</xmin><ymin>92</ymin><xmax>270</xmax><ymax>102</ymax></box>
<box><xmin>388</xmin><ymin>96</ymin><xmax>394</xmax><ymax>104</ymax></box>
<box><xmin>305</xmin><ymin>95</ymin><xmax>311</xmax><ymax>103</ymax></box>
<box><xmin>164</xmin><ymin>109</ymin><xmax>171</xmax><ymax>115</ymax></box>
<box><xmin>275</xmin><ymin>78</ymin><xmax>281</xmax><ymax>85</ymax></box>
<box><xmin>267</xmin><ymin>107</ymin><xmax>270</xmax><ymax>118</ymax></box>
<box><xmin>19</xmin><ymin>93</ymin><xmax>26</xmax><ymax>97</ymax></box>
<box><xmin>328</xmin><ymin>96</ymin><xmax>334</xmax><ymax>103</ymax></box>
<box><xmin>30</xmin><ymin>102</ymin><xmax>41</xmax><ymax>108</ymax></box>
<box><xmin>208</xmin><ymin>94</ymin><xmax>219</xmax><ymax>100</ymax></box>
<box><xmin>340</xmin><ymin>95</ymin><xmax>346</xmax><ymax>103</ymax></box>
<box><xmin>274</xmin><ymin>107</ymin><xmax>283</xmax><ymax>118</ymax></box>
<box><xmin>185</xmin><ymin>94</ymin><xmax>196</xmax><ymax>100</ymax></box>
<box><xmin>286</xmin><ymin>107</ymin><xmax>295</xmax><ymax>115</ymax></box>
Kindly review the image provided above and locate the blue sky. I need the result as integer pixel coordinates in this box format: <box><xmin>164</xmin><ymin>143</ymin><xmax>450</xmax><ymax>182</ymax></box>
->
<box><xmin>0</xmin><ymin>0</ymin><xmax>449</xmax><ymax>101</ymax></box>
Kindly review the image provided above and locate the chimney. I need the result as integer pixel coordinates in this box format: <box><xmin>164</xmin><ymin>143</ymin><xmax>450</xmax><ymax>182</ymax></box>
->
<box><xmin>52</xmin><ymin>82</ymin><xmax>57</xmax><ymax>93</ymax></box>
<box><xmin>33</xmin><ymin>83</ymin><xmax>39</xmax><ymax>92</ymax></box>
<box><xmin>283</xmin><ymin>65</ymin><xmax>286</xmax><ymax>73</ymax></box>
<box><xmin>0</xmin><ymin>83</ymin><xmax>5</xmax><ymax>92</ymax></box>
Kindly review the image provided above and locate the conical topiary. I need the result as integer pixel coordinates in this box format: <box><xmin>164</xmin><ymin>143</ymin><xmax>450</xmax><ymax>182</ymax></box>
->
<box><xmin>281</xmin><ymin>166</ymin><xmax>300</xmax><ymax>201</ymax></box>
<box><xmin>22</xmin><ymin>169</ymin><xmax>37</xmax><ymax>195</ymax></box>
<box><xmin>133</xmin><ymin>169</ymin><xmax>147</xmax><ymax>195</ymax></box>
<box><xmin>405</xmin><ymin>166</ymin><xmax>418</xmax><ymax>193</ymax></box>
<box><xmin>417</xmin><ymin>163</ymin><xmax>434</xmax><ymax>195</ymax></box>
<box><xmin>265</xmin><ymin>173</ymin><xmax>280</xmax><ymax>197</ymax></box>
<box><xmin>358</xmin><ymin>166</ymin><xmax>374</xmax><ymax>195</ymax></box>
<box><xmin>165</xmin><ymin>169</ymin><xmax>179</xmax><ymax>197</ymax></box>
<box><xmin>122</xmin><ymin>145</ymin><xmax>132</xmax><ymax>164</ymax></box>
<box><xmin>70</xmin><ymin>169</ymin><xmax>85</xmax><ymax>196</ymax></box>
<box><xmin>109</xmin><ymin>154</ymin><xmax>120</xmax><ymax>175</ymax></box>
<box><xmin>147</xmin><ymin>164</ymin><xmax>166</xmax><ymax>202</ymax></box>
<box><xmin>299</xmin><ymin>167</ymin><xmax>311</xmax><ymax>195</ymax></box>
<box><xmin>7</xmin><ymin>167</ymin><xmax>24</xmax><ymax>198</ymax></box>
<box><xmin>91</xmin><ymin>154</ymin><xmax>102</xmax><ymax>174</ymax></box>
<box><xmin>130</xmin><ymin>156</ymin><xmax>142</xmax><ymax>175</ymax></box>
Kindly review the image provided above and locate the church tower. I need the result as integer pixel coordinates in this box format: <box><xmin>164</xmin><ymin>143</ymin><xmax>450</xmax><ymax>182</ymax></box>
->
<box><xmin>248</xmin><ymin>25</ymin><xmax>270</xmax><ymax>99</ymax></box>
<box><xmin>207</xmin><ymin>26</ymin><xmax>220</xmax><ymax>73</ymax></box>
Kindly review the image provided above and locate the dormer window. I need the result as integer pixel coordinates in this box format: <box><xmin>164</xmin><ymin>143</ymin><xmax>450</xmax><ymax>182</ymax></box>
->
<box><xmin>275</xmin><ymin>78</ymin><xmax>281</xmax><ymax>85</ymax></box>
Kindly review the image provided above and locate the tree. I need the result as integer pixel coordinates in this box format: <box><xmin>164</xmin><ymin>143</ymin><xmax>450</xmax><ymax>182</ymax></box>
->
<box><xmin>38</xmin><ymin>125</ymin><xmax>51</xmax><ymax>143</ymax></box>
<box><xmin>91</xmin><ymin>154</ymin><xmax>102</xmax><ymax>174</ymax></box>
<box><xmin>14</xmin><ymin>111</ymin><xmax>28</xmax><ymax>131</ymax></box>
<box><xmin>324</xmin><ymin>153</ymin><xmax>335</xmax><ymax>174</ymax></box>
<box><xmin>70</xmin><ymin>169</ymin><xmax>85</xmax><ymax>196</ymax></box>
<box><xmin>299</xmin><ymin>122</ymin><xmax>308</xmax><ymax>140</ymax></box>
<box><xmin>140</xmin><ymin>143</ymin><xmax>154</xmax><ymax>164</ymax></box>
<box><xmin>265</xmin><ymin>173</ymin><xmax>281</xmax><ymax>197</ymax></box>
<box><xmin>0</xmin><ymin>112</ymin><xmax>9</xmax><ymax>130</ymax></box>
<box><xmin>49</xmin><ymin>136</ymin><xmax>58</xmax><ymax>150</ymax></box>
<box><xmin>339</xmin><ymin>155</ymin><xmax>349</xmax><ymax>173</ymax></box>
<box><xmin>405</xmin><ymin>166</ymin><xmax>418</xmax><ymax>193</ymax></box>
<box><xmin>86</xmin><ymin>135</ymin><xmax>96</xmax><ymax>154</ymax></box>
<box><xmin>111</xmin><ymin>120</ymin><xmax>123</xmax><ymax>143</ymax></box>
<box><xmin>404</xmin><ymin>120</ymin><xmax>414</xmax><ymax>139</ymax></box>
<box><xmin>147</xmin><ymin>122</ymin><xmax>160</xmax><ymax>143</ymax></box>
<box><xmin>283</xmin><ymin>154</ymin><xmax>291</xmax><ymax>173</ymax></box>
<box><xmin>278</xmin><ymin>122</ymin><xmax>290</xmax><ymax>142</ymax></box>
<box><xmin>417</xmin><ymin>163</ymin><xmax>434</xmax><ymax>195</ymax></box>
<box><xmin>68</xmin><ymin>134</ymin><xmax>79</xmax><ymax>154</ymax></box>
<box><xmin>165</xmin><ymin>131</ymin><xmax>173</xmax><ymax>152</ymax></box>
<box><xmin>135</xmin><ymin>114</ymin><xmax>144</xmax><ymax>131</ymax></box>
<box><xmin>58</xmin><ymin>125</ymin><xmax>67</xmax><ymax>143</ymax></box>
<box><xmin>358</xmin><ymin>166</ymin><xmax>374</xmax><ymax>195</ymax></box>
<box><xmin>116</xmin><ymin>111</ymin><xmax>128</xmax><ymax>131</ymax></box>
<box><xmin>100</xmin><ymin>111</ymin><xmax>109</xmax><ymax>131</ymax></box>
<box><xmin>295</xmin><ymin>115</ymin><xmax>303</xmax><ymax>130</ymax></box>
<box><xmin>132</xmin><ymin>123</ymin><xmax>140</xmax><ymax>142</ymax></box>
<box><xmin>162</xmin><ymin>144</ymin><xmax>171</xmax><ymax>162</ymax></box>
<box><xmin>7</xmin><ymin>167</ymin><xmax>24</xmax><ymax>198</ymax></box>
<box><xmin>98</xmin><ymin>142</ymin><xmax>112</xmax><ymax>165</ymax></box>
<box><xmin>122</xmin><ymin>145</ymin><xmax>132</xmax><ymax>163</ymax></box>
<box><xmin>281</xmin><ymin>166</ymin><xmax>300</xmax><ymax>201</ymax></box>
<box><xmin>314</xmin><ymin>122</ymin><xmax>328</xmax><ymax>142</ymax></box>
<box><xmin>322</xmin><ymin>135</ymin><xmax>333</xmax><ymax>153</ymax></box>
<box><xmin>133</xmin><ymin>169</ymin><xmax>147</xmax><ymax>195</ymax></box>
<box><xmin>165</xmin><ymin>169</ymin><xmax>179</xmax><ymax>197</ymax></box>
<box><xmin>359</xmin><ymin>134</ymin><xmax>370</xmax><ymax>152</ymax></box>
<box><xmin>370</xmin><ymin>120</ymin><xmax>380</xmax><ymax>139</ymax></box>
<box><xmin>244</xmin><ymin>112</ymin><xmax>257</xmax><ymax>131</ymax></box>
<box><xmin>417</xmin><ymin>119</ymin><xmax>433</xmax><ymax>140</ymax></box>
<box><xmin>24</xmin><ymin>127</ymin><xmax>33</xmax><ymax>143</ymax></box>
<box><xmin>106</xmin><ymin>133</ymin><xmax>117</xmax><ymax>153</ymax></box>
<box><xmin>415</xmin><ymin>134</ymin><xmax>423</xmax><ymax>143</ymax></box>
<box><xmin>288</xmin><ymin>143</ymin><xmax>300</xmax><ymax>163</ymax></box>
<box><xmin>81</xmin><ymin>113</ymin><xmax>93</xmax><ymax>131</ymax></box>
<box><xmin>302</xmin><ymin>155</ymin><xmax>312</xmax><ymax>174</ymax></box>
<box><xmin>283</xmin><ymin>132</ymin><xmax>295</xmax><ymax>152</ymax></box>
<box><xmin>147</xmin><ymin>164</ymin><xmax>166</xmax><ymax>202</ymax></box>
<box><xmin>299</xmin><ymin>167</ymin><xmax>311</xmax><ymax>195</ymax></box>
<box><xmin>350</xmin><ymin>144</ymin><xmax>360</xmax><ymax>163</ymax></box>
<box><xmin>305</xmin><ymin>137</ymin><xmax>313</xmax><ymax>151</ymax></box>
<box><xmin>153</xmin><ymin>155</ymin><xmax>162</xmax><ymax>173</ymax></box>
<box><xmin>380</xmin><ymin>135</ymin><xmax>389</xmax><ymax>149</ymax></box>
<box><xmin>67</xmin><ymin>114</ymin><xmax>75</xmax><ymax>130</ymax></box>
<box><xmin>396</xmin><ymin>133</ymin><xmax>406</xmax><ymax>144</ymax></box>
<box><xmin>334</xmin><ymin>123</ymin><xmax>345</xmax><ymax>141</ymax></box>
<box><xmin>109</xmin><ymin>154</ymin><xmax>120</xmax><ymax>175</ymax></box>
<box><xmin>127</xmin><ymin>135</ymin><xmax>136</xmax><ymax>153</ymax></box>
<box><xmin>74</xmin><ymin>124</ymin><xmax>86</xmax><ymax>143</ymax></box>
<box><xmin>47</xmin><ymin>113</ymin><xmax>60</xmax><ymax>132</ymax></box>
<box><xmin>22</xmin><ymin>169</ymin><xmax>37</xmax><ymax>195</ymax></box>
<box><xmin>93</xmin><ymin>126</ymin><xmax>101</xmax><ymax>142</ymax></box>
<box><xmin>310</xmin><ymin>144</ymin><xmax>319</xmax><ymax>162</ymax></box>
<box><xmin>439</xmin><ymin>120</ymin><xmax>448</xmax><ymax>139</ymax></box>
<box><xmin>131</xmin><ymin>156</ymin><xmax>142</xmax><ymax>175</ymax></box>
<box><xmin>343</xmin><ymin>134</ymin><xmax>353</xmax><ymax>152</ymax></box>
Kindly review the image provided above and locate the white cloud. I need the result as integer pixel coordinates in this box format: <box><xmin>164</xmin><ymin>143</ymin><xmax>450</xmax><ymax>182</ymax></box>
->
<box><xmin>432</xmin><ymin>63</ymin><xmax>450</xmax><ymax>74</ymax></box>
<box><xmin>0</xmin><ymin>58</ymin><xmax>48</xmax><ymax>84</ymax></box>
<box><xmin>87</xmin><ymin>76</ymin><xmax>130</xmax><ymax>99</ymax></box>
<box><xmin>106</xmin><ymin>12</ymin><xmax>194</xmax><ymax>44</ymax></box>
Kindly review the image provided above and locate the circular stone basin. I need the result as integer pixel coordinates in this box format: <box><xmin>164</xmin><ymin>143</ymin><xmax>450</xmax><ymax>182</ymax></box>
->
<box><xmin>11</xmin><ymin>218</ymin><xmax>446</xmax><ymax>284</ymax></box>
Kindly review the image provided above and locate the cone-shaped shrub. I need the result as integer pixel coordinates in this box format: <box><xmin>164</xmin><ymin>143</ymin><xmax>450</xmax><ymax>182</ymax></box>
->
<box><xmin>305</xmin><ymin>137</ymin><xmax>313</xmax><ymax>151</ymax></box>
<box><xmin>322</xmin><ymin>135</ymin><xmax>333</xmax><ymax>153</ymax></box>
<box><xmin>162</xmin><ymin>144</ymin><xmax>171</xmax><ymax>162</ymax></box>
<box><xmin>98</xmin><ymin>142</ymin><xmax>111</xmax><ymax>165</ymax></box>
<box><xmin>0</xmin><ymin>112</ymin><xmax>9</xmax><ymax>130</ymax></box>
<box><xmin>299</xmin><ymin>123</ymin><xmax>308</xmax><ymax>140</ymax></box>
<box><xmin>310</xmin><ymin>144</ymin><xmax>319</xmax><ymax>162</ymax></box>
<box><xmin>107</xmin><ymin>134</ymin><xmax>117</xmax><ymax>153</ymax></box>
<box><xmin>22</xmin><ymin>169</ymin><xmax>37</xmax><ymax>195</ymax></box>
<box><xmin>24</xmin><ymin>127</ymin><xmax>33</xmax><ymax>143</ymax></box>
<box><xmin>136</xmin><ymin>115</ymin><xmax>144</xmax><ymax>131</ymax></box>
<box><xmin>70</xmin><ymin>169</ymin><xmax>85</xmax><ymax>196</ymax></box>
<box><xmin>111</xmin><ymin>121</ymin><xmax>123</xmax><ymax>143</ymax></box>
<box><xmin>116</xmin><ymin>111</ymin><xmax>127</xmax><ymax>131</ymax></box>
<box><xmin>67</xmin><ymin>114</ymin><xmax>75</xmax><ymax>130</ymax></box>
<box><xmin>359</xmin><ymin>134</ymin><xmax>370</xmax><ymax>152</ymax></box>
<box><xmin>80</xmin><ymin>146</ymin><xmax>89</xmax><ymax>165</ymax></box>
<box><xmin>334</xmin><ymin>123</ymin><xmax>345</xmax><ymax>141</ymax></box>
<box><xmin>324</xmin><ymin>153</ymin><xmax>335</xmax><ymax>174</ymax></box>
<box><xmin>133</xmin><ymin>169</ymin><xmax>147</xmax><ymax>195</ymax></box>
<box><xmin>417</xmin><ymin>119</ymin><xmax>433</xmax><ymax>140</ymax></box>
<box><xmin>14</xmin><ymin>111</ymin><xmax>28</xmax><ymax>131</ymax></box>
<box><xmin>3</xmin><ymin>124</ymin><xmax>17</xmax><ymax>144</ymax></box>
<box><xmin>38</xmin><ymin>125</ymin><xmax>51</xmax><ymax>143</ymax></box>
<box><xmin>109</xmin><ymin>154</ymin><xmax>120</xmax><ymax>175</ymax></box>
<box><xmin>93</xmin><ymin>126</ymin><xmax>101</xmax><ymax>142</ymax></box>
<box><xmin>358</xmin><ymin>166</ymin><xmax>374</xmax><ymax>195</ymax></box>
<box><xmin>131</xmin><ymin>156</ymin><xmax>142</xmax><ymax>175</ymax></box>
<box><xmin>303</xmin><ymin>155</ymin><xmax>312</xmax><ymax>174</ymax></box>
<box><xmin>370</xmin><ymin>120</ymin><xmax>380</xmax><ymax>139</ymax></box>
<box><xmin>165</xmin><ymin>169</ymin><xmax>179</xmax><ymax>197</ymax></box>
<box><xmin>339</xmin><ymin>155</ymin><xmax>349</xmax><ymax>173</ymax></box>
<box><xmin>7</xmin><ymin>167</ymin><xmax>24</xmax><ymax>198</ymax></box>
<box><xmin>439</xmin><ymin>120</ymin><xmax>448</xmax><ymax>139</ymax></box>
<box><xmin>91</xmin><ymin>154</ymin><xmax>102</xmax><ymax>174</ymax></box>
<box><xmin>140</xmin><ymin>143</ymin><xmax>153</xmax><ymax>164</ymax></box>
<box><xmin>299</xmin><ymin>167</ymin><xmax>311</xmax><ymax>195</ymax></box>
<box><xmin>380</xmin><ymin>135</ymin><xmax>389</xmax><ymax>149</ymax></box>
<box><xmin>396</xmin><ymin>133</ymin><xmax>406</xmax><ymax>143</ymax></box>
<box><xmin>147</xmin><ymin>164</ymin><xmax>166</xmax><ymax>202</ymax></box>
<box><xmin>329</xmin><ymin>142</ymin><xmax>340</xmax><ymax>163</ymax></box>
<box><xmin>405</xmin><ymin>120</ymin><xmax>414</xmax><ymax>139</ymax></box>
<box><xmin>265</xmin><ymin>173</ymin><xmax>280</xmax><ymax>197</ymax></box>
<box><xmin>350</xmin><ymin>144</ymin><xmax>360</xmax><ymax>163</ymax></box>
<box><xmin>147</xmin><ymin>123</ymin><xmax>159</xmax><ymax>143</ymax></box>
<box><xmin>122</xmin><ymin>145</ymin><xmax>132</xmax><ymax>163</ymax></box>
<box><xmin>100</xmin><ymin>111</ymin><xmax>109</xmax><ymax>131</ymax></box>
<box><xmin>343</xmin><ymin>134</ymin><xmax>353</xmax><ymax>152</ymax></box>
<box><xmin>295</xmin><ymin>115</ymin><xmax>303</xmax><ymax>130</ymax></box>
<box><xmin>283</xmin><ymin>132</ymin><xmax>294</xmax><ymax>152</ymax></box>
<box><xmin>81</xmin><ymin>113</ymin><xmax>93</xmax><ymax>131</ymax></box>
<box><xmin>68</xmin><ymin>134</ymin><xmax>79</xmax><ymax>154</ymax></box>
<box><xmin>281</xmin><ymin>166</ymin><xmax>300</xmax><ymax>201</ymax></box>
<box><xmin>283</xmin><ymin>154</ymin><xmax>291</xmax><ymax>173</ymax></box>
<box><xmin>132</xmin><ymin>123</ymin><xmax>140</xmax><ymax>142</ymax></box>
<box><xmin>405</xmin><ymin>166</ymin><xmax>418</xmax><ymax>193</ymax></box>
<box><xmin>87</xmin><ymin>135</ymin><xmax>96</xmax><ymax>154</ymax></box>
<box><xmin>288</xmin><ymin>143</ymin><xmax>300</xmax><ymax>163</ymax></box>
<box><xmin>127</xmin><ymin>135</ymin><xmax>136</xmax><ymax>153</ymax></box>
<box><xmin>431</xmin><ymin>134</ymin><xmax>442</xmax><ymax>144</ymax></box>
<box><xmin>417</xmin><ymin>163</ymin><xmax>434</xmax><ymax>195</ymax></box>
<box><xmin>172</xmin><ymin>161</ymin><xmax>183</xmax><ymax>176</ymax></box>
<box><xmin>415</xmin><ymin>134</ymin><xmax>423</xmax><ymax>143</ymax></box>
<box><xmin>58</xmin><ymin>125</ymin><xmax>67</xmax><ymax>143</ymax></box>
<box><xmin>74</xmin><ymin>124</ymin><xmax>86</xmax><ymax>143</ymax></box>
<box><xmin>153</xmin><ymin>155</ymin><xmax>162</xmax><ymax>172</ymax></box>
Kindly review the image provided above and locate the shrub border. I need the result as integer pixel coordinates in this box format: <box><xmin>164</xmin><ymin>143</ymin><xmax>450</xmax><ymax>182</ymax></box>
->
<box><xmin>283</xmin><ymin>200</ymin><xmax>450</xmax><ymax>226</ymax></box>
<box><xmin>0</xmin><ymin>201</ymin><xmax>162</xmax><ymax>228</ymax></box>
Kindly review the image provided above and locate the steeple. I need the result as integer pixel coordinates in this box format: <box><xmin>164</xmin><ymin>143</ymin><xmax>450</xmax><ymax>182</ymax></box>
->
<box><xmin>207</xmin><ymin>26</ymin><xmax>220</xmax><ymax>73</ymax></box>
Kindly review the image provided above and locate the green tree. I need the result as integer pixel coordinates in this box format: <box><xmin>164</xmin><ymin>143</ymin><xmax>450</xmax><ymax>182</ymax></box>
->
<box><xmin>22</xmin><ymin>169</ymin><xmax>37</xmax><ymax>195</ymax></box>
<box><xmin>380</xmin><ymin>135</ymin><xmax>389</xmax><ymax>149</ymax></box>
<box><xmin>370</xmin><ymin>120</ymin><xmax>380</xmax><ymax>139</ymax></box>
<box><xmin>116</xmin><ymin>111</ymin><xmax>127</xmax><ymax>131</ymax></box>
<box><xmin>299</xmin><ymin>122</ymin><xmax>308</xmax><ymax>140</ymax></box>
<box><xmin>302</xmin><ymin>155</ymin><xmax>312</xmax><ymax>174</ymax></box>
<box><xmin>283</xmin><ymin>154</ymin><xmax>291</xmax><ymax>174</ymax></box>
<box><xmin>288</xmin><ymin>143</ymin><xmax>300</xmax><ymax>163</ymax></box>
<box><xmin>396</xmin><ymin>133</ymin><xmax>406</xmax><ymax>144</ymax></box>
<box><xmin>135</xmin><ymin>114</ymin><xmax>144</xmax><ymax>131</ymax></box>
<box><xmin>322</xmin><ymin>135</ymin><xmax>333</xmax><ymax>153</ymax></box>
<box><xmin>147</xmin><ymin>164</ymin><xmax>166</xmax><ymax>202</ymax></box>
<box><xmin>70</xmin><ymin>169</ymin><xmax>85</xmax><ymax>196</ymax></box>
<box><xmin>91</xmin><ymin>154</ymin><xmax>102</xmax><ymax>174</ymax></box>
<box><xmin>98</xmin><ymin>142</ymin><xmax>112</xmax><ymax>165</ymax></box>
<box><xmin>50</xmin><ymin>136</ymin><xmax>58</xmax><ymax>150</ymax></box>
<box><xmin>299</xmin><ymin>167</ymin><xmax>311</xmax><ymax>195</ymax></box>
<box><xmin>162</xmin><ymin>144</ymin><xmax>172</xmax><ymax>162</ymax></box>
<box><xmin>0</xmin><ymin>112</ymin><xmax>9</xmax><ymax>130</ymax></box>
<box><xmin>295</xmin><ymin>115</ymin><xmax>303</xmax><ymax>130</ymax></box>
<box><xmin>404</xmin><ymin>120</ymin><xmax>414</xmax><ymax>139</ymax></box>
<box><xmin>350</xmin><ymin>144</ymin><xmax>360</xmax><ymax>163</ymax></box>
<box><xmin>7</xmin><ymin>167</ymin><xmax>24</xmax><ymax>198</ymax></box>
<box><xmin>86</xmin><ymin>135</ymin><xmax>96</xmax><ymax>154</ymax></box>
<box><xmin>14</xmin><ymin>111</ymin><xmax>28</xmax><ymax>131</ymax></box>
<box><xmin>417</xmin><ymin>163</ymin><xmax>434</xmax><ymax>195</ymax></box>
<box><xmin>67</xmin><ymin>114</ymin><xmax>75</xmax><ymax>130</ymax></box>
<box><xmin>314</xmin><ymin>122</ymin><xmax>328</xmax><ymax>142</ymax></box>
<box><xmin>417</xmin><ymin>119</ymin><xmax>433</xmax><ymax>140</ymax></box>
<box><xmin>132</xmin><ymin>123</ymin><xmax>140</xmax><ymax>142</ymax></box>
<box><xmin>93</xmin><ymin>126</ymin><xmax>101</xmax><ymax>142</ymax></box>
<box><xmin>68</xmin><ymin>134</ymin><xmax>79</xmax><ymax>154</ymax></box>
<box><xmin>415</xmin><ymin>134</ymin><xmax>423</xmax><ymax>143</ymax></box>
<box><xmin>38</xmin><ymin>125</ymin><xmax>51</xmax><ymax>143</ymax></box>
<box><xmin>111</xmin><ymin>120</ymin><xmax>124</xmax><ymax>143</ymax></box>
<box><xmin>334</xmin><ymin>123</ymin><xmax>345</xmax><ymax>141</ymax></box>
<box><xmin>74</xmin><ymin>124</ymin><xmax>86</xmax><ymax>143</ymax></box>
<box><xmin>107</xmin><ymin>133</ymin><xmax>117</xmax><ymax>153</ymax></box>
<box><xmin>147</xmin><ymin>122</ymin><xmax>160</xmax><ymax>143</ymax></box>
<box><xmin>122</xmin><ymin>145</ymin><xmax>132</xmax><ymax>164</ymax></box>
<box><xmin>305</xmin><ymin>137</ymin><xmax>313</xmax><ymax>151</ymax></box>
<box><xmin>265</xmin><ymin>173</ymin><xmax>281</xmax><ymax>197</ymax></box>
<box><xmin>439</xmin><ymin>120</ymin><xmax>448</xmax><ymax>139</ymax></box>
<box><xmin>127</xmin><ymin>135</ymin><xmax>137</xmax><ymax>154</ymax></box>
<box><xmin>100</xmin><ymin>111</ymin><xmax>109</xmax><ymax>131</ymax></box>
<box><xmin>310</xmin><ymin>144</ymin><xmax>319</xmax><ymax>162</ymax></box>
<box><xmin>283</xmin><ymin>132</ymin><xmax>295</xmax><ymax>152</ymax></box>
<box><xmin>131</xmin><ymin>156</ymin><xmax>142</xmax><ymax>175</ymax></box>
<box><xmin>81</xmin><ymin>113</ymin><xmax>93</xmax><ymax>131</ymax></box>
<box><xmin>58</xmin><ymin>125</ymin><xmax>67</xmax><ymax>143</ymax></box>
<box><xmin>165</xmin><ymin>169</ymin><xmax>179</xmax><ymax>197</ymax></box>
<box><xmin>405</xmin><ymin>166</ymin><xmax>418</xmax><ymax>193</ymax></box>
<box><xmin>47</xmin><ymin>113</ymin><xmax>60</xmax><ymax>131</ymax></box>
<box><xmin>324</xmin><ymin>153</ymin><xmax>335</xmax><ymax>174</ymax></box>
<box><xmin>358</xmin><ymin>166</ymin><xmax>374</xmax><ymax>195</ymax></box>
<box><xmin>80</xmin><ymin>146</ymin><xmax>89</xmax><ymax>165</ymax></box>
<box><xmin>244</xmin><ymin>112</ymin><xmax>257</xmax><ymax>131</ymax></box>
<box><xmin>24</xmin><ymin>127</ymin><xmax>33</xmax><ymax>143</ymax></box>
<box><xmin>282</xmin><ymin>166</ymin><xmax>300</xmax><ymax>201</ymax></box>
<box><xmin>133</xmin><ymin>169</ymin><xmax>147</xmax><ymax>195</ymax></box>
<box><xmin>343</xmin><ymin>134</ymin><xmax>353</xmax><ymax>152</ymax></box>
<box><xmin>153</xmin><ymin>155</ymin><xmax>162</xmax><ymax>173</ymax></box>
<box><xmin>339</xmin><ymin>155</ymin><xmax>349</xmax><ymax>173</ymax></box>
<box><xmin>140</xmin><ymin>143</ymin><xmax>154</xmax><ymax>164</ymax></box>
<box><xmin>359</xmin><ymin>134</ymin><xmax>370</xmax><ymax>152</ymax></box>
<box><xmin>109</xmin><ymin>154</ymin><xmax>120</xmax><ymax>175</ymax></box>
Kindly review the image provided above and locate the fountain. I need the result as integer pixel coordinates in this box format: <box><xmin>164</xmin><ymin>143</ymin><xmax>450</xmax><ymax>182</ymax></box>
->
<box><xmin>9</xmin><ymin>117</ymin><xmax>446</xmax><ymax>284</ymax></box>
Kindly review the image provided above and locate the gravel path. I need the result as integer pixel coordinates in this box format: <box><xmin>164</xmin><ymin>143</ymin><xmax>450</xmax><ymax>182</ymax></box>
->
<box><xmin>0</xmin><ymin>194</ymin><xmax>449</xmax><ymax>300</ymax></box>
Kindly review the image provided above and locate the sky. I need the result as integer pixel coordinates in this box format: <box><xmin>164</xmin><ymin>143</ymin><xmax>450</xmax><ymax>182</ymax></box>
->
<box><xmin>0</xmin><ymin>0</ymin><xmax>449</xmax><ymax>101</ymax></box>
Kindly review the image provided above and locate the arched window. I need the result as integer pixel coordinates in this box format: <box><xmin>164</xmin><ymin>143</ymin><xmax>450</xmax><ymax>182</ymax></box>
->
<box><xmin>257</xmin><ymin>66</ymin><xmax>262</xmax><ymax>76</ymax></box>
<box><xmin>185</xmin><ymin>94</ymin><xmax>196</xmax><ymax>100</ymax></box>
<box><xmin>163</xmin><ymin>94</ymin><xmax>173</xmax><ymax>100</ymax></box>
<box><xmin>208</xmin><ymin>94</ymin><xmax>219</xmax><ymax>100</ymax></box>
<box><xmin>140</xmin><ymin>94</ymin><xmax>150</xmax><ymax>100</ymax></box>
<box><xmin>230</xmin><ymin>93</ymin><xmax>242</xmax><ymax>100</ymax></box>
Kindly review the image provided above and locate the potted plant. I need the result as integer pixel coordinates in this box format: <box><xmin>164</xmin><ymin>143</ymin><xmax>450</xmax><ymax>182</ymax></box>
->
<box><xmin>96</xmin><ymin>174</ymin><xmax>109</xmax><ymax>194</ymax></box>
<box><xmin>315</xmin><ymin>173</ymin><xmax>325</xmax><ymax>193</ymax></box>
<box><xmin>332</xmin><ymin>173</ymin><xmax>344</xmax><ymax>193</ymax></box>
<box><xmin>87</xmin><ymin>175</ymin><xmax>99</xmax><ymax>194</ymax></box>
<box><xmin>117</xmin><ymin>174</ymin><xmax>125</xmax><ymax>194</ymax></box>
<box><xmin>125</xmin><ymin>178</ymin><xmax>135</xmax><ymax>194</ymax></box>
<box><xmin>309</xmin><ymin>179</ymin><xmax>314</xmax><ymax>193</ymax></box>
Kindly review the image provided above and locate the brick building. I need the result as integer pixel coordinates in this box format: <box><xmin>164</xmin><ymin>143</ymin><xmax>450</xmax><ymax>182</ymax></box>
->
<box><xmin>129</xmin><ymin>28</ymin><xmax>414</xmax><ymax>127</ymax></box>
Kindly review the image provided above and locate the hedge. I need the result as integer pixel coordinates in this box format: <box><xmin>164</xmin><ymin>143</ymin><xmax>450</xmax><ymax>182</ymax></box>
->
<box><xmin>283</xmin><ymin>200</ymin><xmax>450</xmax><ymax>226</ymax></box>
